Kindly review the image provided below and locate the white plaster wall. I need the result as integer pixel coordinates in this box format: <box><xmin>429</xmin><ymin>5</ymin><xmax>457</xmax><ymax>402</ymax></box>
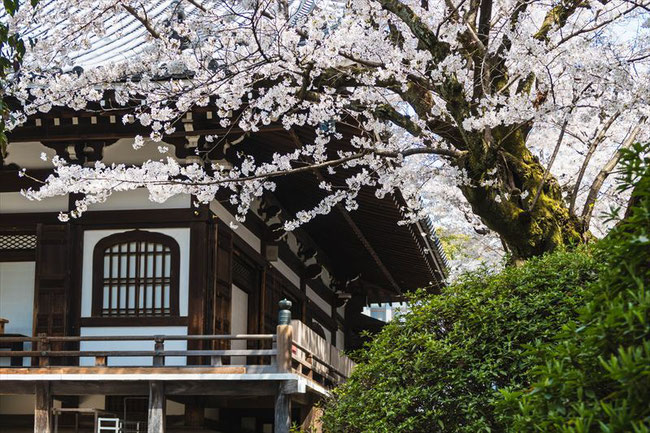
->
<box><xmin>0</xmin><ymin>395</ymin><xmax>61</xmax><ymax>414</ymax></box>
<box><xmin>0</xmin><ymin>262</ymin><xmax>35</xmax><ymax>367</ymax></box>
<box><xmin>86</xmin><ymin>188</ymin><xmax>191</xmax><ymax>211</ymax></box>
<box><xmin>167</xmin><ymin>400</ymin><xmax>184</xmax><ymax>415</ymax></box>
<box><xmin>79</xmin><ymin>228</ymin><xmax>190</xmax><ymax>366</ymax></box>
<box><xmin>273</xmin><ymin>259</ymin><xmax>300</xmax><ymax>289</ymax></box>
<box><xmin>4</xmin><ymin>141</ymin><xmax>56</xmax><ymax>169</ymax></box>
<box><xmin>230</xmin><ymin>285</ymin><xmax>248</xmax><ymax>365</ymax></box>
<box><xmin>209</xmin><ymin>201</ymin><xmax>261</xmax><ymax>251</ymax></box>
<box><xmin>79</xmin><ymin>326</ymin><xmax>188</xmax><ymax>366</ymax></box>
<box><xmin>306</xmin><ymin>286</ymin><xmax>332</xmax><ymax>316</ymax></box>
<box><xmin>77</xmin><ymin>395</ymin><xmax>105</xmax><ymax>410</ymax></box>
<box><xmin>0</xmin><ymin>192</ymin><xmax>68</xmax><ymax>214</ymax></box>
<box><xmin>336</xmin><ymin>330</ymin><xmax>345</xmax><ymax>350</ymax></box>
<box><xmin>101</xmin><ymin>138</ymin><xmax>177</xmax><ymax>165</ymax></box>
<box><xmin>0</xmin><ymin>262</ymin><xmax>35</xmax><ymax>336</ymax></box>
<box><xmin>336</xmin><ymin>304</ymin><xmax>345</xmax><ymax>319</ymax></box>
<box><xmin>0</xmin><ymin>395</ymin><xmax>33</xmax><ymax>414</ymax></box>
<box><xmin>80</xmin><ymin>228</ymin><xmax>190</xmax><ymax>318</ymax></box>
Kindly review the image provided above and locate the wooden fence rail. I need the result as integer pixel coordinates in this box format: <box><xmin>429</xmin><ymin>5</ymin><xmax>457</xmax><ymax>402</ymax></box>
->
<box><xmin>0</xmin><ymin>306</ymin><xmax>355</xmax><ymax>386</ymax></box>
<box><xmin>0</xmin><ymin>334</ymin><xmax>278</xmax><ymax>368</ymax></box>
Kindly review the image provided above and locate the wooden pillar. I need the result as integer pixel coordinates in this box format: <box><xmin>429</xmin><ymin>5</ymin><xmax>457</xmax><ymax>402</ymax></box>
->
<box><xmin>276</xmin><ymin>299</ymin><xmax>293</xmax><ymax>374</ymax></box>
<box><xmin>275</xmin><ymin>300</ymin><xmax>293</xmax><ymax>433</ymax></box>
<box><xmin>276</xmin><ymin>324</ymin><xmax>293</xmax><ymax>374</ymax></box>
<box><xmin>184</xmin><ymin>397</ymin><xmax>205</xmax><ymax>428</ymax></box>
<box><xmin>274</xmin><ymin>382</ymin><xmax>292</xmax><ymax>433</ymax></box>
<box><xmin>301</xmin><ymin>405</ymin><xmax>324</xmax><ymax>433</ymax></box>
<box><xmin>147</xmin><ymin>381</ymin><xmax>165</xmax><ymax>433</ymax></box>
<box><xmin>34</xmin><ymin>382</ymin><xmax>52</xmax><ymax>433</ymax></box>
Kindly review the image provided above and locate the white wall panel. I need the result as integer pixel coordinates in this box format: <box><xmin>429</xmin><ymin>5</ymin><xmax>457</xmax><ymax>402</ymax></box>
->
<box><xmin>78</xmin><ymin>228</ymin><xmax>191</xmax><ymax>367</ymax></box>
<box><xmin>0</xmin><ymin>262</ymin><xmax>35</xmax><ymax>336</ymax></box>
<box><xmin>306</xmin><ymin>286</ymin><xmax>332</xmax><ymax>316</ymax></box>
<box><xmin>86</xmin><ymin>188</ymin><xmax>190</xmax><ymax>211</ymax></box>
<box><xmin>0</xmin><ymin>262</ymin><xmax>35</xmax><ymax>367</ymax></box>
<box><xmin>336</xmin><ymin>330</ymin><xmax>345</xmax><ymax>350</ymax></box>
<box><xmin>102</xmin><ymin>138</ymin><xmax>176</xmax><ymax>165</ymax></box>
<box><xmin>0</xmin><ymin>192</ymin><xmax>68</xmax><ymax>214</ymax></box>
<box><xmin>273</xmin><ymin>259</ymin><xmax>300</xmax><ymax>289</ymax></box>
<box><xmin>78</xmin><ymin>395</ymin><xmax>105</xmax><ymax>410</ymax></box>
<box><xmin>4</xmin><ymin>141</ymin><xmax>56</xmax><ymax>169</ymax></box>
<box><xmin>79</xmin><ymin>326</ymin><xmax>188</xmax><ymax>366</ymax></box>
<box><xmin>81</xmin><ymin>228</ymin><xmax>190</xmax><ymax>317</ymax></box>
<box><xmin>230</xmin><ymin>285</ymin><xmax>248</xmax><ymax>365</ymax></box>
<box><xmin>209</xmin><ymin>201</ymin><xmax>261</xmax><ymax>251</ymax></box>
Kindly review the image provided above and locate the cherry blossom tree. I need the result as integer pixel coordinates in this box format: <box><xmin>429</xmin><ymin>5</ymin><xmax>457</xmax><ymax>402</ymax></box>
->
<box><xmin>0</xmin><ymin>0</ymin><xmax>33</xmax><ymax>157</ymax></box>
<box><xmin>4</xmin><ymin>0</ymin><xmax>650</xmax><ymax>261</ymax></box>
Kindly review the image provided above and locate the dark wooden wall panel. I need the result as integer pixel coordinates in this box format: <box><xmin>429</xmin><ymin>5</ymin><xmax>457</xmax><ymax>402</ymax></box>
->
<box><xmin>32</xmin><ymin>224</ymin><xmax>71</xmax><ymax>365</ymax></box>
<box><xmin>188</xmin><ymin>221</ymin><xmax>209</xmax><ymax>360</ymax></box>
<box><xmin>213</xmin><ymin>222</ymin><xmax>233</xmax><ymax>350</ymax></box>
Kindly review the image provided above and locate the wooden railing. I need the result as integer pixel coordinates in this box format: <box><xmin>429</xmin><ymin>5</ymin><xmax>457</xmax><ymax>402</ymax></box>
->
<box><xmin>0</xmin><ymin>303</ymin><xmax>355</xmax><ymax>387</ymax></box>
<box><xmin>291</xmin><ymin>320</ymin><xmax>355</xmax><ymax>386</ymax></box>
<box><xmin>0</xmin><ymin>334</ymin><xmax>277</xmax><ymax>368</ymax></box>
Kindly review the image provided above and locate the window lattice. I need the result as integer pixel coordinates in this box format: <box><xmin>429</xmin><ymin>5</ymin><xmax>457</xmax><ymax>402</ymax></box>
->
<box><xmin>93</xmin><ymin>231</ymin><xmax>179</xmax><ymax>318</ymax></box>
<box><xmin>0</xmin><ymin>234</ymin><xmax>37</xmax><ymax>250</ymax></box>
<box><xmin>233</xmin><ymin>254</ymin><xmax>258</xmax><ymax>291</ymax></box>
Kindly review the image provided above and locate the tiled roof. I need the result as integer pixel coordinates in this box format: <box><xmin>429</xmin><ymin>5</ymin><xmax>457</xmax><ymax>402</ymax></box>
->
<box><xmin>12</xmin><ymin>0</ymin><xmax>343</xmax><ymax>69</ymax></box>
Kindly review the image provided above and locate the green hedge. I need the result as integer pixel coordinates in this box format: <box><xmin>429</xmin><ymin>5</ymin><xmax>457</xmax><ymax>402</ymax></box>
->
<box><xmin>498</xmin><ymin>144</ymin><xmax>650</xmax><ymax>433</ymax></box>
<box><xmin>322</xmin><ymin>144</ymin><xmax>650</xmax><ymax>433</ymax></box>
<box><xmin>322</xmin><ymin>247</ymin><xmax>601</xmax><ymax>433</ymax></box>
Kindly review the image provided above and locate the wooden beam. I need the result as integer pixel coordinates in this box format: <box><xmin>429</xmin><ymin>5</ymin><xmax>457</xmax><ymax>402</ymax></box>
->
<box><xmin>287</xmin><ymin>129</ymin><xmax>401</xmax><ymax>292</ymax></box>
<box><xmin>1</xmin><ymin>379</ymin><xmax>298</xmax><ymax>396</ymax></box>
<box><xmin>147</xmin><ymin>381</ymin><xmax>166</xmax><ymax>433</ymax></box>
<box><xmin>333</xmin><ymin>203</ymin><xmax>401</xmax><ymax>292</ymax></box>
<box><xmin>53</xmin><ymin>382</ymin><xmax>148</xmax><ymax>395</ymax></box>
<box><xmin>8</xmin><ymin>125</ymin><xmax>286</xmax><ymax>143</ymax></box>
<box><xmin>274</xmin><ymin>381</ymin><xmax>293</xmax><ymax>433</ymax></box>
<box><xmin>34</xmin><ymin>382</ymin><xmax>52</xmax><ymax>433</ymax></box>
<box><xmin>184</xmin><ymin>396</ymin><xmax>205</xmax><ymax>428</ymax></box>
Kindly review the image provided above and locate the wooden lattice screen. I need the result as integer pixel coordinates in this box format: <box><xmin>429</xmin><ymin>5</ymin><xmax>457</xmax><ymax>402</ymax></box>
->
<box><xmin>92</xmin><ymin>230</ymin><xmax>180</xmax><ymax>317</ymax></box>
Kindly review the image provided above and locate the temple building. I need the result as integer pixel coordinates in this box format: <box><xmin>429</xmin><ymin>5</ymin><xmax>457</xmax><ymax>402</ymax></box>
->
<box><xmin>0</xmin><ymin>1</ymin><xmax>447</xmax><ymax>431</ymax></box>
<box><xmin>0</xmin><ymin>106</ymin><xmax>446</xmax><ymax>433</ymax></box>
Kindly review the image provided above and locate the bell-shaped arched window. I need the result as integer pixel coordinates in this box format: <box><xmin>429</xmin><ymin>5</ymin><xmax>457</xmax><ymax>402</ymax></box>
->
<box><xmin>92</xmin><ymin>230</ymin><xmax>180</xmax><ymax>317</ymax></box>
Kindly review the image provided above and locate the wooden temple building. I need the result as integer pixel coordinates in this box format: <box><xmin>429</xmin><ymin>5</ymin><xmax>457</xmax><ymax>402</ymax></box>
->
<box><xmin>0</xmin><ymin>100</ymin><xmax>447</xmax><ymax>433</ymax></box>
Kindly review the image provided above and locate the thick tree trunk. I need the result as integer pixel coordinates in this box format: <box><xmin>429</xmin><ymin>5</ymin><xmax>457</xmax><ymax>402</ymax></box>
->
<box><xmin>458</xmin><ymin>130</ymin><xmax>585</xmax><ymax>260</ymax></box>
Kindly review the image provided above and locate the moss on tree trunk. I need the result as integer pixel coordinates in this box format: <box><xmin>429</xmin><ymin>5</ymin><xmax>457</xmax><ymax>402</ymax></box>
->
<box><xmin>458</xmin><ymin>128</ymin><xmax>585</xmax><ymax>260</ymax></box>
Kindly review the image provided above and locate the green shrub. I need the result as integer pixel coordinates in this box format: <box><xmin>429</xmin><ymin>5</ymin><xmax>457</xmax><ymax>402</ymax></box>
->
<box><xmin>498</xmin><ymin>144</ymin><xmax>650</xmax><ymax>433</ymax></box>
<box><xmin>322</xmin><ymin>247</ymin><xmax>601</xmax><ymax>433</ymax></box>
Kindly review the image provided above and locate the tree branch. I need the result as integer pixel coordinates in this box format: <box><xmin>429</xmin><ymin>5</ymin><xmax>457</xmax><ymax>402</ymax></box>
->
<box><xmin>534</xmin><ymin>0</ymin><xmax>589</xmax><ymax>41</ymax></box>
<box><xmin>568</xmin><ymin>110</ymin><xmax>620</xmax><ymax>214</ymax></box>
<box><xmin>375</xmin><ymin>0</ymin><xmax>449</xmax><ymax>61</ymax></box>
<box><xmin>121</xmin><ymin>3</ymin><xmax>161</xmax><ymax>39</ymax></box>
<box><xmin>61</xmin><ymin>146</ymin><xmax>465</xmax><ymax>188</ymax></box>
<box><xmin>581</xmin><ymin>117</ymin><xmax>646</xmax><ymax>227</ymax></box>
<box><xmin>529</xmin><ymin>117</ymin><xmax>569</xmax><ymax>211</ymax></box>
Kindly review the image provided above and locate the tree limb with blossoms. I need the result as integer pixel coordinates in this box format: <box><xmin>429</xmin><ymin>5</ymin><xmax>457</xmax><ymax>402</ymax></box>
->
<box><xmin>4</xmin><ymin>0</ymin><xmax>650</xmax><ymax>261</ymax></box>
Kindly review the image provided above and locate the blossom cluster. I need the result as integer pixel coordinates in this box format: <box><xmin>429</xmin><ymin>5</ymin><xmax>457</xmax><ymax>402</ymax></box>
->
<box><xmin>5</xmin><ymin>0</ymin><xmax>650</xmax><ymax>274</ymax></box>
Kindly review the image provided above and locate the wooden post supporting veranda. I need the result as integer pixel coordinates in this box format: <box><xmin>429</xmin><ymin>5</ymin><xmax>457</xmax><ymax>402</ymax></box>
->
<box><xmin>147</xmin><ymin>381</ymin><xmax>166</xmax><ymax>433</ymax></box>
<box><xmin>275</xmin><ymin>299</ymin><xmax>293</xmax><ymax>433</ymax></box>
<box><xmin>34</xmin><ymin>382</ymin><xmax>53</xmax><ymax>433</ymax></box>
